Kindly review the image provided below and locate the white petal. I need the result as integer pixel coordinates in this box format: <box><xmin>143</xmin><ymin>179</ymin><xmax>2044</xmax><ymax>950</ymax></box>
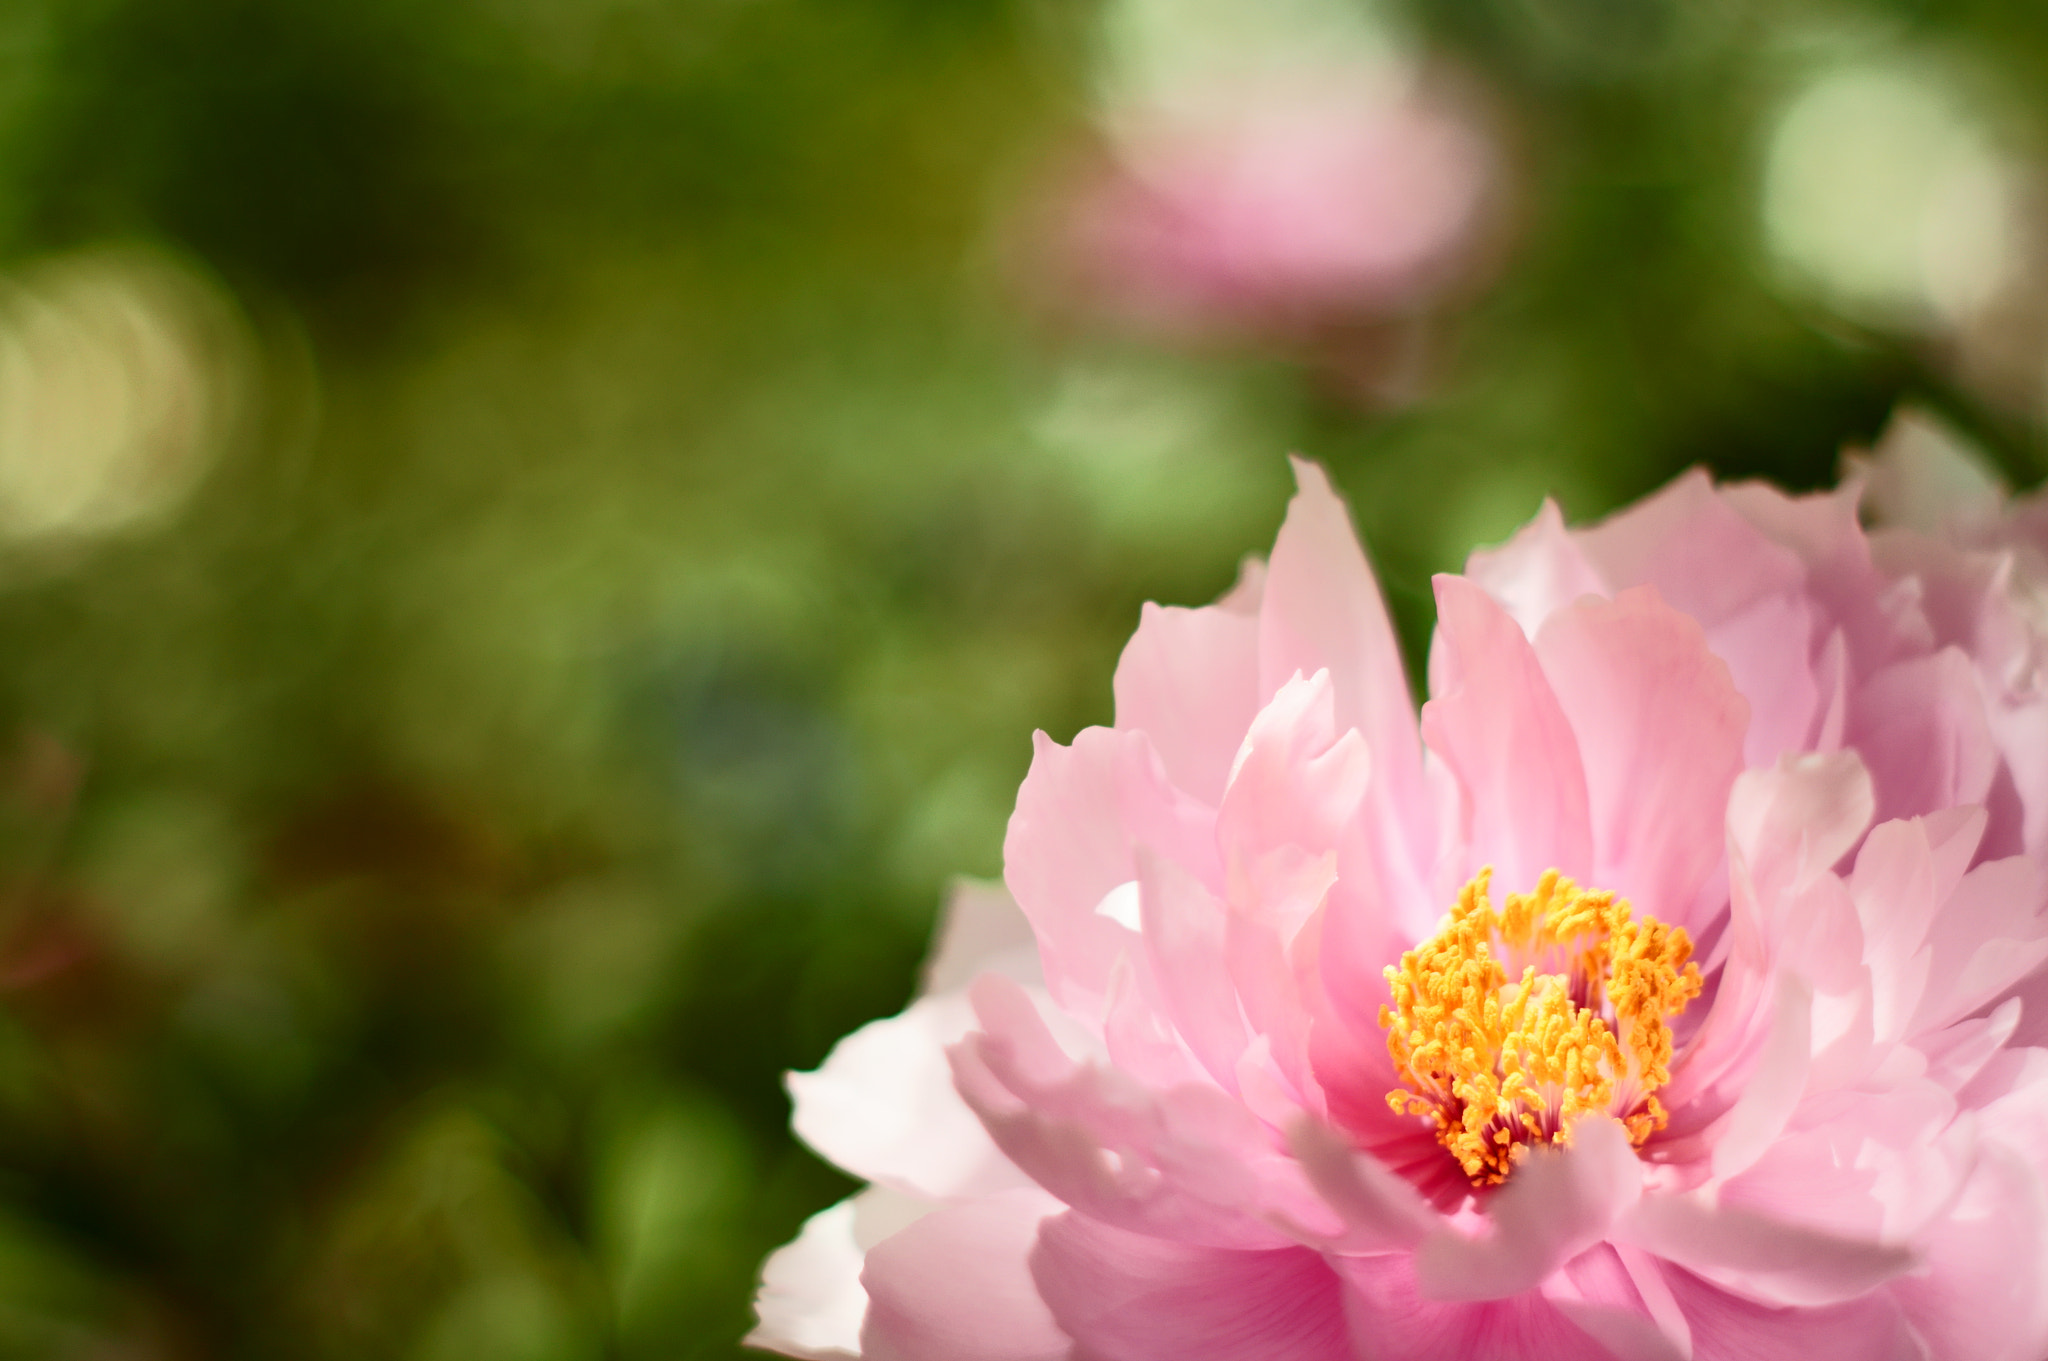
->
<box><xmin>748</xmin><ymin>1198</ymin><xmax>870</xmax><ymax>1359</ymax></box>
<box><xmin>790</xmin><ymin>992</ymin><xmax>1033</xmax><ymax>1201</ymax></box>
<box><xmin>923</xmin><ymin>878</ymin><xmax>1043</xmax><ymax>995</ymax></box>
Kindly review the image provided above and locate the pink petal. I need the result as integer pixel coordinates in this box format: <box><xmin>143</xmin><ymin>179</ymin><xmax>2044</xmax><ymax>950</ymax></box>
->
<box><xmin>1314</xmin><ymin>757</ymin><xmax>1453</xmax><ymax>1055</ymax></box>
<box><xmin>1704</xmin><ymin>973</ymin><xmax>1812</xmax><ymax>1182</ymax></box>
<box><xmin>1113</xmin><ymin>599</ymin><xmax>1263</xmax><ymax>806</ymax></box>
<box><xmin>1533</xmin><ymin>585</ymin><xmax>1749</xmax><ymax>931</ymax></box>
<box><xmin>1663</xmin><ymin>754</ymin><xmax>1866</xmax><ymax>1122</ymax></box>
<box><xmin>1031</xmin><ymin>1212</ymin><xmax>1351</xmax><ymax>1361</ymax></box>
<box><xmin>1301</xmin><ymin>971</ymin><xmax>1458</xmax><ymax>1191</ymax></box>
<box><xmin>1988</xmin><ymin>696</ymin><xmax>2048</xmax><ymax>859</ymax></box>
<box><xmin>1338</xmin><ymin>1251</ymin><xmax>1621</xmax><ymax>1361</ymax></box>
<box><xmin>790</xmin><ymin>991</ymin><xmax>1034</xmax><ymax>1201</ymax></box>
<box><xmin>1102</xmin><ymin>950</ymin><xmax>1214</xmax><ymax>1090</ymax></box>
<box><xmin>1413</xmin><ymin>1114</ymin><xmax>1643</xmax><ymax>1302</ymax></box>
<box><xmin>1283</xmin><ymin>1116</ymin><xmax>1436</xmax><ymax>1253</ymax></box>
<box><xmin>1718</xmin><ymin>1081</ymin><xmax>1963</xmax><ymax>1243</ymax></box>
<box><xmin>1918</xmin><ymin>1002</ymin><xmax>2020</xmax><ymax>1096</ymax></box>
<box><xmin>1866</xmin><ymin>523</ymin><xmax>2005</xmax><ymax>659</ymax></box>
<box><xmin>1137</xmin><ymin>847</ymin><xmax>1249</xmax><ymax>1092</ymax></box>
<box><xmin>1217</xmin><ymin>669</ymin><xmax>1374</xmax><ymax>866</ymax></box>
<box><xmin>1848</xmin><ymin>649</ymin><xmax>1999</xmax><ymax>829</ymax></box>
<box><xmin>859</xmin><ymin>1190</ymin><xmax>1071</xmax><ymax>1361</ymax></box>
<box><xmin>1956</xmin><ymin>1045</ymin><xmax>2048</xmax><ymax>1124</ymax></box>
<box><xmin>1913</xmin><ymin>854</ymin><xmax>2048</xmax><ymax>1036</ymax></box>
<box><xmin>1697</xmin><ymin>592</ymin><xmax>1824</xmax><ymax>769</ymax></box>
<box><xmin>1721</xmin><ymin>478</ymin><xmax>1929</xmax><ymax>677</ymax></box>
<box><xmin>1259</xmin><ymin>459</ymin><xmax>1431</xmax><ymax>896</ymax></box>
<box><xmin>1849</xmin><ymin>814</ymin><xmax>1978</xmax><ymax>1041</ymax></box>
<box><xmin>1811</xmin><ymin>627</ymin><xmax>1851</xmax><ymax>753</ymax></box>
<box><xmin>1542</xmin><ymin>1245</ymin><xmax>1687</xmax><ymax>1361</ymax></box>
<box><xmin>1223</xmin><ymin>849</ymin><xmax>1337</xmax><ymax>1108</ymax></box>
<box><xmin>1726</xmin><ymin>752</ymin><xmax>1875</xmax><ymax>905</ymax></box>
<box><xmin>1575</xmin><ymin>471</ymin><xmax>1807</xmax><ymax>634</ymax></box>
<box><xmin>1465</xmin><ymin>497</ymin><xmax>1609</xmax><ymax>637</ymax></box>
<box><xmin>1003</xmin><ymin>725</ymin><xmax>1217</xmax><ymax>1006</ymax></box>
<box><xmin>1421</xmin><ymin>574</ymin><xmax>1593</xmax><ymax>893</ymax></box>
<box><xmin>1615</xmin><ymin>1194</ymin><xmax>1917</xmax><ymax>1308</ymax></box>
<box><xmin>1660</xmin><ymin>1265</ymin><xmax>1920</xmax><ymax>1361</ymax></box>
<box><xmin>1567</xmin><ymin>471</ymin><xmax>1839</xmax><ymax>772</ymax></box>
<box><xmin>950</xmin><ymin>973</ymin><xmax>1297</xmax><ymax>1250</ymax></box>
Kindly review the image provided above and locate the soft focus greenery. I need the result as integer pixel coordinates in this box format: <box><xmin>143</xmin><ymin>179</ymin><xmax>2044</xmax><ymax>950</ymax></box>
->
<box><xmin>0</xmin><ymin>0</ymin><xmax>2039</xmax><ymax>1356</ymax></box>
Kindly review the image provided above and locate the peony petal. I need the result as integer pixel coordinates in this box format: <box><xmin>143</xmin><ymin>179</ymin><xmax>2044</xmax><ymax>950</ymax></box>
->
<box><xmin>1919</xmin><ymin>1001</ymin><xmax>2020</xmax><ymax>1097</ymax></box>
<box><xmin>1568</xmin><ymin>471</ymin><xmax>1849</xmax><ymax>772</ymax></box>
<box><xmin>1259</xmin><ymin>459</ymin><xmax>1431</xmax><ymax>896</ymax></box>
<box><xmin>1857</xmin><ymin>407</ymin><xmax>2007</xmax><ymax>536</ymax></box>
<box><xmin>1413</xmin><ymin>1115</ymin><xmax>1643</xmax><ymax>1302</ymax></box>
<box><xmin>1997</xmin><ymin>938</ymin><xmax>2048</xmax><ymax>1049</ymax></box>
<box><xmin>1575</xmin><ymin>471</ymin><xmax>1807</xmax><ymax>633</ymax></box>
<box><xmin>951</xmin><ymin>973</ymin><xmax>1295</xmax><ymax>1250</ymax></box>
<box><xmin>1706</xmin><ymin>750</ymin><xmax>1870</xmax><ymax>1023</ymax></box>
<box><xmin>1542</xmin><ymin>1245</ymin><xmax>1688</xmax><ymax>1361</ymax></box>
<box><xmin>1114</xmin><ymin>599</ymin><xmax>1264</xmax><ymax>807</ymax></box>
<box><xmin>859</xmin><ymin>1189</ymin><xmax>1071</xmax><ymax>1361</ymax></box>
<box><xmin>748</xmin><ymin>1186</ymin><xmax>946</xmax><ymax>1359</ymax></box>
<box><xmin>1913</xmin><ymin>853</ymin><xmax>2048</xmax><ymax>1036</ymax></box>
<box><xmin>1849</xmin><ymin>815</ymin><xmax>1971</xmax><ymax>1042</ymax></box>
<box><xmin>1314</xmin><ymin>767</ymin><xmax>1449</xmax><ymax>1051</ymax></box>
<box><xmin>1303</xmin><ymin>1016</ymin><xmax>1471</xmax><ymax>1215</ymax></box>
<box><xmin>1004</xmin><ymin>725</ymin><xmax>1218</xmax><ymax>1005</ymax></box>
<box><xmin>1283</xmin><ymin>1117</ymin><xmax>1436</xmax><ymax>1254</ymax></box>
<box><xmin>1339</xmin><ymin>1251</ymin><xmax>1621</xmax><ymax>1361</ymax></box>
<box><xmin>749</xmin><ymin>1197</ymin><xmax>872</xmax><ymax>1359</ymax></box>
<box><xmin>1717</xmin><ymin>1080</ymin><xmax>1963</xmax><ymax>1245</ymax></box>
<box><xmin>1866</xmin><ymin>523</ymin><xmax>2008</xmax><ymax>668</ymax></box>
<box><xmin>1811</xmin><ymin>627</ymin><xmax>1850</xmax><ymax>753</ymax></box>
<box><xmin>790</xmin><ymin>991</ymin><xmax>1034</xmax><ymax>1201</ymax></box>
<box><xmin>1533</xmin><ymin>585</ymin><xmax>1749</xmax><ymax>930</ymax></box>
<box><xmin>1726</xmin><ymin>752</ymin><xmax>1875</xmax><ymax>905</ymax></box>
<box><xmin>1696</xmin><ymin>592</ymin><xmax>1823</xmax><ymax>770</ymax></box>
<box><xmin>1645</xmin><ymin>759</ymin><xmax>1862</xmax><ymax>1124</ymax></box>
<box><xmin>1660</xmin><ymin>1264</ymin><xmax>1922</xmax><ymax>1361</ymax></box>
<box><xmin>923</xmin><ymin>878</ymin><xmax>1045</xmax><ymax>996</ymax></box>
<box><xmin>1615</xmin><ymin>1194</ymin><xmax>1917</xmax><ymax>1308</ymax></box>
<box><xmin>1421</xmin><ymin>575</ymin><xmax>1593</xmax><ymax>893</ymax></box>
<box><xmin>1705</xmin><ymin>972</ymin><xmax>1812</xmax><ymax>1183</ymax></box>
<box><xmin>1032</xmin><ymin>1212</ymin><xmax>1351</xmax><ymax>1361</ymax></box>
<box><xmin>1465</xmin><ymin>497</ymin><xmax>1609</xmax><ymax>637</ymax></box>
<box><xmin>1102</xmin><ymin>949</ymin><xmax>1213</xmax><ymax>1090</ymax></box>
<box><xmin>1218</xmin><ymin>669</ymin><xmax>1374</xmax><ymax>865</ymax></box>
<box><xmin>1988</xmin><ymin>694</ymin><xmax>2048</xmax><ymax>859</ymax></box>
<box><xmin>1137</xmin><ymin>847</ymin><xmax>1249</xmax><ymax>1093</ymax></box>
<box><xmin>1721</xmin><ymin>477</ymin><xmax>1929</xmax><ymax>676</ymax></box>
<box><xmin>1615</xmin><ymin>1244</ymin><xmax>1693</xmax><ymax>1361</ymax></box>
<box><xmin>1224</xmin><ymin>851</ymin><xmax>1338</xmax><ymax>1109</ymax></box>
<box><xmin>1848</xmin><ymin>649</ymin><xmax>1999</xmax><ymax>829</ymax></box>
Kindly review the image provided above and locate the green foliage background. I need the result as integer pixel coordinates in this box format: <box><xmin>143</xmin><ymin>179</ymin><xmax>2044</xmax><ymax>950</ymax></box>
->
<box><xmin>0</xmin><ymin>0</ymin><xmax>2036</xmax><ymax>1355</ymax></box>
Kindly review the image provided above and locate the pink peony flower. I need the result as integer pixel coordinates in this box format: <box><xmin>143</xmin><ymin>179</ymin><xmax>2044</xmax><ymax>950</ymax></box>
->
<box><xmin>1042</xmin><ymin>73</ymin><xmax>1500</xmax><ymax>344</ymax></box>
<box><xmin>752</xmin><ymin>456</ymin><xmax>2048</xmax><ymax>1361</ymax></box>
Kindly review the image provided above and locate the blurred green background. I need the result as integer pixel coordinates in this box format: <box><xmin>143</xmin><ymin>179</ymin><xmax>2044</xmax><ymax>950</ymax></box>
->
<box><xmin>0</xmin><ymin>0</ymin><xmax>2038</xmax><ymax>1355</ymax></box>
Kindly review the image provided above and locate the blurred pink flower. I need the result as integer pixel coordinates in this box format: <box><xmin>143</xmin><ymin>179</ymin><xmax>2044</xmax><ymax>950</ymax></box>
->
<box><xmin>1043</xmin><ymin>74</ymin><xmax>1500</xmax><ymax>345</ymax></box>
<box><xmin>753</xmin><ymin>458</ymin><xmax>2048</xmax><ymax>1361</ymax></box>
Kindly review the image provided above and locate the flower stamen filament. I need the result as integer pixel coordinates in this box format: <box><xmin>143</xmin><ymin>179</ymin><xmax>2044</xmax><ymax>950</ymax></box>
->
<box><xmin>1378</xmin><ymin>868</ymin><xmax>1702</xmax><ymax>1185</ymax></box>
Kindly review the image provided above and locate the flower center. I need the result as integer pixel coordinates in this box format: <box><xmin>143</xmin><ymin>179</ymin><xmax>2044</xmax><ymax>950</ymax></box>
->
<box><xmin>1378</xmin><ymin>868</ymin><xmax>1702</xmax><ymax>1185</ymax></box>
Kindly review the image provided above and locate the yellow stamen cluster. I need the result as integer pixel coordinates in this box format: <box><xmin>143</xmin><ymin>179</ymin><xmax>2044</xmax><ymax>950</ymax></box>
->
<box><xmin>1378</xmin><ymin>868</ymin><xmax>1702</xmax><ymax>1185</ymax></box>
